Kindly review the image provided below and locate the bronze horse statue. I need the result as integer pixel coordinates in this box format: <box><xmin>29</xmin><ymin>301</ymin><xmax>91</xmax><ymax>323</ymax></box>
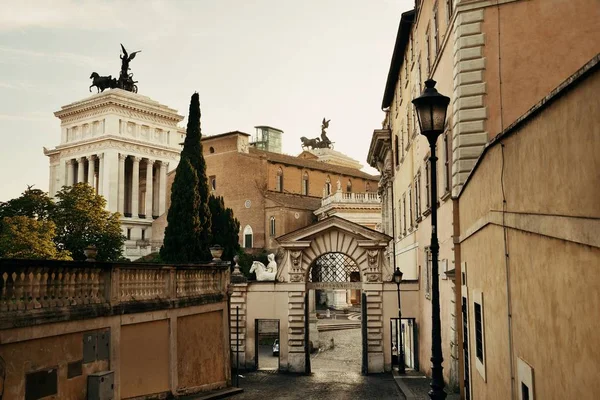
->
<box><xmin>89</xmin><ymin>72</ymin><xmax>117</xmax><ymax>93</ymax></box>
<box><xmin>300</xmin><ymin>136</ymin><xmax>321</xmax><ymax>149</ymax></box>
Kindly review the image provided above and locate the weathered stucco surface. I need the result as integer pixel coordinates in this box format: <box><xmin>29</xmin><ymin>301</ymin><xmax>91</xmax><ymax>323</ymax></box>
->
<box><xmin>459</xmin><ymin>60</ymin><xmax>600</xmax><ymax>398</ymax></box>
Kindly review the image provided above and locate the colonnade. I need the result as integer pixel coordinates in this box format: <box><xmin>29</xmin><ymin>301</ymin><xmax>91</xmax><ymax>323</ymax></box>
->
<box><xmin>64</xmin><ymin>153</ymin><xmax>168</xmax><ymax>219</ymax></box>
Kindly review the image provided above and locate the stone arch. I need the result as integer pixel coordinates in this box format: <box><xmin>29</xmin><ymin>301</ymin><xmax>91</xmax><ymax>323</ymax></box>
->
<box><xmin>275</xmin><ymin>216</ymin><xmax>392</xmax><ymax>373</ymax></box>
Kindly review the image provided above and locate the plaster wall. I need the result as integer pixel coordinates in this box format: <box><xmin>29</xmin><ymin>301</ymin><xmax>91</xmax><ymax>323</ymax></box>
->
<box><xmin>244</xmin><ymin>283</ymin><xmax>290</xmax><ymax>370</ymax></box>
<box><xmin>459</xmin><ymin>63</ymin><xmax>600</xmax><ymax>398</ymax></box>
<box><xmin>0</xmin><ymin>302</ymin><xmax>230</xmax><ymax>400</ymax></box>
<box><xmin>482</xmin><ymin>0</ymin><xmax>600</xmax><ymax>139</ymax></box>
<box><xmin>0</xmin><ymin>331</ymin><xmax>109</xmax><ymax>400</ymax></box>
<box><xmin>177</xmin><ymin>311</ymin><xmax>227</xmax><ymax>390</ymax></box>
<box><xmin>381</xmin><ymin>282</ymin><xmax>420</xmax><ymax>371</ymax></box>
<box><xmin>120</xmin><ymin>319</ymin><xmax>170</xmax><ymax>399</ymax></box>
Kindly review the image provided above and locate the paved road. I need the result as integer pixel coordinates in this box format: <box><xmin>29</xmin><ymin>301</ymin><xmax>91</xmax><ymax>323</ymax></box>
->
<box><xmin>235</xmin><ymin>329</ymin><xmax>404</xmax><ymax>400</ymax></box>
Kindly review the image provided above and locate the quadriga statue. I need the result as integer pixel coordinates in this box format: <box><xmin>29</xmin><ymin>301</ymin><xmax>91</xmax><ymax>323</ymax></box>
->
<box><xmin>250</xmin><ymin>253</ymin><xmax>278</xmax><ymax>281</ymax></box>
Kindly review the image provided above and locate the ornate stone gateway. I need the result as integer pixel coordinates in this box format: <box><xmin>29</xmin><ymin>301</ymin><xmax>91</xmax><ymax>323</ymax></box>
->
<box><xmin>275</xmin><ymin>216</ymin><xmax>392</xmax><ymax>373</ymax></box>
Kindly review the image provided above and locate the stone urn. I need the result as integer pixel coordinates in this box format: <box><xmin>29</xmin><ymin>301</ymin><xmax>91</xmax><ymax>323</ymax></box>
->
<box><xmin>209</xmin><ymin>245</ymin><xmax>224</xmax><ymax>261</ymax></box>
<box><xmin>84</xmin><ymin>245</ymin><xmax>97</xmax><ymax>262</ymax></box>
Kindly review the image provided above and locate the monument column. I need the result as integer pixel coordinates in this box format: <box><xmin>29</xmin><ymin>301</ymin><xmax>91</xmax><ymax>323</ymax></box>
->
<box><xmin>118</xmin><ymin>154</ymin><xmax>127</xmax><ymax>214</ymax></box>
<box><xmin>131</xmin><ymin>156</ymin><xmax>141</xmax><ymax>218</ymax></box>
<box><xmin>159</xmin><ymin>161</ymin><xmax>168</xmax><ymax>215</ymax></box>
<box><xmin>145</xmin><ymin>159</ymin><xmax>154</xmax><ymax>219</ymax></box>
<box><xmin>97</xmin><ymin>153</ymin><xmax>104</xmax><ymax>196</ymax></box>
<box><xmin>66</xmin><ymin>159</ymin><xmax>75</xmax><ymax>186</ymax></box>
<box><xmin>77</xmin><ymin>157</ymin><xmax>86</xmax><ymax>183</ymax></box>
<box><xmin>87</xmin><ymin>155</ymin><xmax>95</xmax><ymax>189</ymax></box>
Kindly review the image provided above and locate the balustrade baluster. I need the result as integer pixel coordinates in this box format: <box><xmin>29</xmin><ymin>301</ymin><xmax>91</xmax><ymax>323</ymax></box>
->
<box><xmin>81</xmin><ymin>269</ymin><xmax>89</xmax><ymax>305</ymax></box>
<box><xmin>55</xmin><ymin>269</ymin><xmax>64</xmax><ymax>307</ymax></box>
<box><xmin>90</xmin><ymin>269</ymin><xmax>99</xmax><ymax>304</ymax></box>
<box><xmin>68</xmin><ymin>271</ymin><xmax>77</xmax><ymax>305</ymax></box>
<box><xmin>1</xmin><ymin>272</ymin><xmax>9</xmax><ymax>312</ymax></box>
<box><xmin>98</xmin><ymin>269</ymin><xmax>106</xmax><ymax>303</ymax></box>
<box><xmin>48</xmin><ymin>269</ymin><xmax>57</xmax><ymax>307</ymax></box>
<box><xmin>39</xmin><ymin>268</ymin><xmax>49</xmax><ymax>308</ymax></box>
<box><xmin>24</xmin><ymin>269</ymin><xmax>35</xmax><ymax>310</ymax></box>
<box><xmin>121</xmin><ymin>269</ymin><xmax>128</xmax><ymax>301</ymax></box>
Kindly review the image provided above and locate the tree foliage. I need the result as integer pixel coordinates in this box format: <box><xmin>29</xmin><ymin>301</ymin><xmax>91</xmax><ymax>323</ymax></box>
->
<box><xmin>52</xmin><ymin>183</ymin><xmax>125</xmax><ymax>261</ymax></box>
<box><xmin>0</xmin><ymin>216</ymin><xmax>71</xmax><ymax>260</ymax></box>
<box><xmin>209</xmin><ymin>195</ymin><xmax>240</xmax><ymax>261</ymax></box>
<box><xmin>160</xmin><ymin>158</ymin><xmax>205</xmax><ymax>263</ymax></box>
<box><xmin>161</xmin><ymin>93</ymin><xmax>212</xmax><ymax>262</ymax></box>
<box><xmin>0</xmin><ymin>186</ymin><xmax>55</xmax><ymax>220</ymax></box>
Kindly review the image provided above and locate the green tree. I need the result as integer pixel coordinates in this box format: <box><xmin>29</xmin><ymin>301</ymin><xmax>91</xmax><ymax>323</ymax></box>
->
<box><xmin>161</xmin><ymin>93</ymin><xmax>212</xmax><ymax>262</ymax></box>
<box><xmin>52</xmin><ymin>183</ymin><xmax>124</xmax><ymax>261</ymax></box>
<box><xmin>0</xmin><ymin>216</ymin><xmax>71</xmax><ymax>260</ymax></box>
<box><xmin>209</xmin><ymin>195</ymin><xmax>240</xmax><ymax>261</ymax></box>
<box><xmin>0</xmin><ymin>185</ymin><xmax>55</xmax><ymax>220</ymax></box>
<box><xmin>160</xmin><ymin>158</ymin><xmax>205</xmax><ymax>262</ymax></box>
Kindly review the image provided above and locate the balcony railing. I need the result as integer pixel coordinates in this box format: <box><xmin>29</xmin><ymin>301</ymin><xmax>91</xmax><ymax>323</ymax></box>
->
<box><xmin>0</xmin><ymin>258</ymin><xmax>229</xmax><ymax>329</ymax></box>
<box><xmin>321</xmin><ymin>191</ymin><xmax>381</xmax><ymax>207</ymax></box>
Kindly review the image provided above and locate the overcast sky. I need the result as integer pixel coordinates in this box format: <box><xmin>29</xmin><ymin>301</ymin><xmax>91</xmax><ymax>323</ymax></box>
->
<box><xmin>0</xmin><ymin>0</ymin><xmax>412</xmax><ymax>201</ymax></box>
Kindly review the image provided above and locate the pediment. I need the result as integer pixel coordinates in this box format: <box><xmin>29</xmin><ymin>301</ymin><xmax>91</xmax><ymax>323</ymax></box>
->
<box><xmin>276</xmin><ymin>215</ymin><xmax>391</xmax><ymax>245</ymax></box>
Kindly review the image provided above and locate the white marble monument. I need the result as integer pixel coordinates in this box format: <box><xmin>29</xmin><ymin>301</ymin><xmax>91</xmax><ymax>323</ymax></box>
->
<box><xmin>45</xmin><ymin>89</ymin><xmax>184</xmax><ymax>260</ymax></box>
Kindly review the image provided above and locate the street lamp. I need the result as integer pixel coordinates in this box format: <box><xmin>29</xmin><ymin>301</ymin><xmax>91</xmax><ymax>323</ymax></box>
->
<box><xmin>392</xmin><ymin>267</ymin><xmax>405</xmax><ymax>374</ymax></box>
<box><xmin>412</xmin><ymin>79</ymin><xmax>450</xmax><ymax>400</ymax></box>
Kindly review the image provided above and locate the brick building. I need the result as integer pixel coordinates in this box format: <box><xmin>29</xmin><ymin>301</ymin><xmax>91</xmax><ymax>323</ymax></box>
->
<box><xmin>153</xmin><ymin>129</ymin><xmax>379</xmax><ymax>251</ymax></box>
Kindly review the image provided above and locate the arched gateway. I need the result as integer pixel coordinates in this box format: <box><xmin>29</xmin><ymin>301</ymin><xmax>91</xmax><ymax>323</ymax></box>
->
<box><xmin>275</xmin><ymin>216</ymin><xmax>392</xmax><ymax>373</ymax></box>
<box><xmin>229</xmin><ymin>216</ymin><xmax>393</xmax><ymax>374</ymax></box>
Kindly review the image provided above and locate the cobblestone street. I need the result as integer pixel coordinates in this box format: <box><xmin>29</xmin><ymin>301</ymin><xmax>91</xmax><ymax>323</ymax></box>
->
<box><xmin>234</xmin><ymin>329</ymin><xmax>404</xmax><ymax>400</ymax></box>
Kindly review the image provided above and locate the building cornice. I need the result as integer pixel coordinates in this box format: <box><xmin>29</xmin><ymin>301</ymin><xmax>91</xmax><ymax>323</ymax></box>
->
<box><xmin>55</xmin><ymin>89</ymin><xmax>184</xmax><ymax>123</ymax></box>
<box><xmin>44</xmin><ymin>136</ymin><xmax>181</xmax><ymax>160</ymax></box>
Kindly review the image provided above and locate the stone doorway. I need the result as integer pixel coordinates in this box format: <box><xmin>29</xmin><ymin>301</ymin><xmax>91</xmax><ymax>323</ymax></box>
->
<box><xmin>275</xmin><ymin>216</ymin><xmax>392</xmax><ymax>374</ymax></box>
<box><xmin>305</xmin><ymin>252</ymin><xmax>365</xmax><ymax>375</ymax></box>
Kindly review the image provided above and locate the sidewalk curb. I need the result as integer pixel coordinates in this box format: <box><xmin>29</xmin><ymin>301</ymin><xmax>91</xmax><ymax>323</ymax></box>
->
<box><xmin>392</xmin><ymin>371</ymin><xmax>418</xmax><ymax>400</ymax></box>
<box><xmin>183</xmin><ymin>387</ymin><xmax>244</xmax><ymax>400</ymax></box>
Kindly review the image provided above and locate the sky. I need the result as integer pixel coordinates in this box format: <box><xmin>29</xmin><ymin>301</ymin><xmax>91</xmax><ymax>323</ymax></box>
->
<box><xmin>0</xmin><ymin>0</ymin><xmax>413</xmax><ymax>202</ymax></box>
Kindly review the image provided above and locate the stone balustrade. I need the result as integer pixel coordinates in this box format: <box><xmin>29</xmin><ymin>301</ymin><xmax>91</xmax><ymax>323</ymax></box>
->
<box><xmin>0</xmin><ymin>259</ymin><xmax>229</xmax><ymax>329</ymax></box>
<box><xmin>321</xmin><ymin>191</ymin><xmax>381</xmax><ymax>207</ymax></box>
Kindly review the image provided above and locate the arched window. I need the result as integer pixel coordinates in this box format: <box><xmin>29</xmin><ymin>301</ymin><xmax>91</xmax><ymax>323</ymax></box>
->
<box><xmin>270</xmin><ymin>216</ymin><xmax>276</xmax><ymax>237</ymax></box>
<box><xmin>302</xmin><ymin>171</ymin><xmax>309</xmax><ymax>195</ymax></box>
<box><xmin>325</xmin><ymin>176</ymin><xmax>332</xmax><ymax>196</ymax></box>
<box><xmin>243</xmin><ymin>225</ymin><xmax>253</xmax><ymax>248</ymax></box>
<box><xmin>347</xmin><ymin>179</ymin><xmax>352</xmax><ymax>192</ymax></box>
<box><xmin>366</xmin><ymin>182</ymin><xmax>371</xmax><ymax>192</ymax></box>
<box><xmin>276</xmin><ymin>167</ymin><xmax>283</xmax><ymax>192</ymax></box>
<box><xmin>209</xmin><ymin>146</ymin><xmax>215</xmax><ymax>154</ymax></box>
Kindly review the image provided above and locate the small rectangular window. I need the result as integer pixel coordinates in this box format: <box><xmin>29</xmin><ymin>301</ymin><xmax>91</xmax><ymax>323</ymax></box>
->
<box><xmin>425</xmin><ymin>157</ymin><xmax>431</xmax><ymax>210</ymax></box>
<box><xmin>408</xmin><ymin>185</ymin><xmax>413</xmax><ymax>229</ymax></box>
<box><xmin>443</xmin><ymin>131</ymin><xmax>451</xmax><ymax>194</ymax></box>
<box><xmin>141</xmin><ymin>229</ymin><xmax>145</xmax><ymax>240</ymax></box>
<box><xmin>127</xmin><ymin>228</ymin><xmax>131</xmax><ymax>240</ymax></box>
<box><xmin>395</xmin><ymin>135</ymin><xmax>400</xmax><ymax>167</ymax></box>
<box><xmin>402</xmin><ymin>193</ymin><xmax>407</xmax><ymax>234</ymax></box>
<box><xmin>522</xmin><ymin>383</ymin><xmax>530</xmax><ymax>400</ymax></box>
<box><xmin>425</xmin><ymin>247</ymin><xmax>432</xmax><ymax>299</ymax></box>
<box><xmin>474</xmin><ymin>302</ymin><xmax>484</xmax><ymax>362</ymax></box>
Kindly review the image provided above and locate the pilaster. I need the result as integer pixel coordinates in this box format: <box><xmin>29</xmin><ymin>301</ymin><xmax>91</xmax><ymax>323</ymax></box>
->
<box><xmin>230</xmin><ymin>283</ymin><xmax>248</xmax><ymax>369</ymax></box>
<box><xmin>451</xmin><ymin>8</ymin><xmax>489</xmax><ymax>196</ymax></box>
<box><xmin>287</xmin><ymin>290</ymin><xmax>306</xmax><ymax>373</ymax></box>
<box><xmin>364</xmin><ymin>286</ymin><xmax>384</xmax><ymax>373</ymax></box>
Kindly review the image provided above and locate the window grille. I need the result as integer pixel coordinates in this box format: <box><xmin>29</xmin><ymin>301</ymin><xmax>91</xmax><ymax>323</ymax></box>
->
<box><xmin>309</xmin><ymin>252</ymin><xmax>359</xmax><ymax>283</ymax></box>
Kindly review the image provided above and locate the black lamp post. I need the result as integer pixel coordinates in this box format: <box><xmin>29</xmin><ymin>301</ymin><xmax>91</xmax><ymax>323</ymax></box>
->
<box><xmin>392</xmin><ymin>267</ymin><xmax>405</xmax><ymax>374</ymax></box>
<box><xmin>412</xmin><ymin>79</ymin><xmax>450</xmax><ymax>400</ymax></box>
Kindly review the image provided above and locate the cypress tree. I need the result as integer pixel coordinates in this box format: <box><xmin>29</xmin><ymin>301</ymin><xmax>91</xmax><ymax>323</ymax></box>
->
<box><xmin>160</xmin><ymin>158</ymin><xmax>202</xmax><ymax>263</ymax></box>
<box><xmin>161</xmin><ymin>92</ymin><xmax>212</xmax><ymax>262</ymax></box>
<box><xmin>208</xmin><ymin>195</ymin><xmax>241</xmax><ymax>260</ymax></box>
